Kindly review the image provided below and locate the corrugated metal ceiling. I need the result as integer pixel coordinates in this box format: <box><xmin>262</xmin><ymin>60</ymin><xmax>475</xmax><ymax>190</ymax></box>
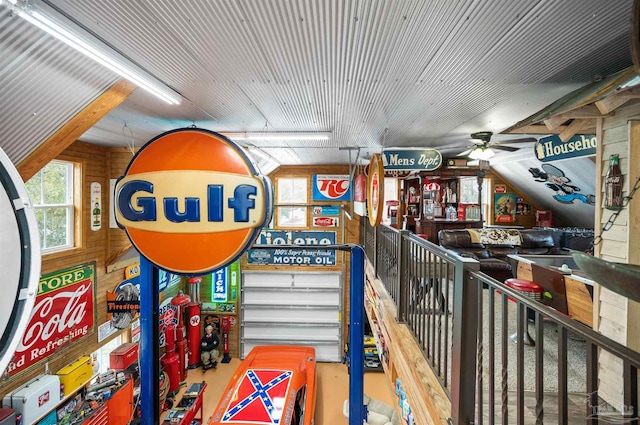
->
<box><xmin>0</xmin><ymin>0</ymin><xmax>634</xmax><ymax>167</ymax></box>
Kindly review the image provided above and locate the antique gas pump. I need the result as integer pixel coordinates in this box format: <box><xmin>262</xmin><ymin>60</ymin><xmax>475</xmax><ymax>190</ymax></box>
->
<box><xmin>186</xmin><ymin>277</ymin><xmax>202</xmax><ymax>368</ymax></box>
<box><xmin>170</xmin><ymin>291</ymin><xmax>190</xmax><ymax>381</ymax></box>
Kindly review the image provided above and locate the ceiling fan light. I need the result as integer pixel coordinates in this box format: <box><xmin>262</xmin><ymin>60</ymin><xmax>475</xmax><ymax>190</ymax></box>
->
<box><xmin>468</xmin><ymin>147</ymin><xmax>495</xmax><ymax>160</ymax></box>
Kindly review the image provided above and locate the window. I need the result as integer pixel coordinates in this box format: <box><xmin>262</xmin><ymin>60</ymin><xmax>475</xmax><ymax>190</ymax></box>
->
<box><xmin>92</xmin><ymin>335</ymin><xmax>123</xmax><ymax>374</ymax></box>
<box><xmin>276</xmin><ymin>177</ymin><xmax>307</xmax><ymax>227</ymax></box>
<box><xmin>459</xmin><ymin>177</ymin><xmax>491</xmax><ymax>220</ymax></box>
<box><xmin>25</xmin><ymin>160</ymin><xmax>76</xmax><ymax>253</ymax></box>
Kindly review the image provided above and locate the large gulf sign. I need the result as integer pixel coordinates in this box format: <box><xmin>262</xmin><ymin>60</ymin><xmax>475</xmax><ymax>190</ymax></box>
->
<box><xmin>312</xmin><ymin>174</ymin><xmax>352</xmax><ymax>201</ymax></box>
<box><xmin>115</xmin><ymin>128</ymin><xmax>273</xmax><ymax>275</ymax></box>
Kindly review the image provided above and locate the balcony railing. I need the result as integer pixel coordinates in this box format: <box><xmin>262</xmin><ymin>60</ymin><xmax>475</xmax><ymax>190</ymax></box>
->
<box><xmin>361</xmin><ymin>217</ymin><xmax>640</xmax><ymax>424</ymax></box>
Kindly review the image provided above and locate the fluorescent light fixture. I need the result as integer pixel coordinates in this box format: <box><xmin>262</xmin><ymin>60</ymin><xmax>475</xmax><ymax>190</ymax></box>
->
<box><xmin>468</xmin><ymin>147</ymin><xmax>495</xmax><ymax>160</ymax></box>
<box><xmin>13</xmin><ymin>0</ymin><xmax>181</xmax><ymax>105</ymax></box>
<box><xmin>224</xmin><ymin>132</ymin><xmax>331</xmax><ymax>141</ymax></box>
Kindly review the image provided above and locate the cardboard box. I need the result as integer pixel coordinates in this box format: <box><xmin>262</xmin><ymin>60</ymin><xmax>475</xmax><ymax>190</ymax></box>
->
<box><xmin>2</xmin><ymin>374</ymin><xmax>61</xmax><ymax>425</ymax></box>
<box><xmin>110</xmin><ymin>342</ymin><xmax>139</xmax><ymax>370</ymax></box>
<box><xmin>57</xmin><ymin>356</ymin><xmax>92</xmax><ymax>396</ymax></box>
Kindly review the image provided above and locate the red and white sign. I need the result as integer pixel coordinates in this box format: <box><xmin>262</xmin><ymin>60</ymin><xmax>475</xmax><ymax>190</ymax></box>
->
<box><xmin>6</xmin><ymin>263</ymin><xmax>95</xmax><ymax>376</ymax></box>
<box><xmin>354</xmin><ymin>174</ymin><xmax>366</xmax><ymax>202</ymax></box>
<box><xmin>494</xmin><ymin>184</ymin><xmax>506</xmax><ymax>193</ymax></box>
<box><xmin>313</xmin><ymin>216</ymin><xmax>339</xmax><ymax>227</ymax></box>
<box><xmin>38</xmin><ymin>391</ymin><xmax>50</xmax><ymax>407</ymax></box>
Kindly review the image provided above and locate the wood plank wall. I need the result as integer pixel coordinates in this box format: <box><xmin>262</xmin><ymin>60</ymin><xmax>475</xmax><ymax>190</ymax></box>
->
<box><xmin>243</xmin><ymin>165</ymin><xmax>360</xmax><ymax>343</ymax></box>
<box><xmin>487</xmin><ymin>170</ymin><xmax>540</xmax><ymax>228</ymax></box>
<box><xmin>596</xmin><ymin>102</ymin><xmax>640</xmax><ymax>406</ymax></box>
<box><xmin>1</xmin><ymin>142</ymin><xmax>131</xmax><ymax>396</ymax></box>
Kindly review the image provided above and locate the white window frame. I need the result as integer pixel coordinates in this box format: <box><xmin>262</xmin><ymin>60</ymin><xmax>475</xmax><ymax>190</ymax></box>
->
<box><xmin>459</xmin><ymin>176</ymin><xmax>491</xmax><ymax>220</ymax></box>
<box><xmin>276</xmin><ymin>177</ymin><xmax>308</xmax><ymax>228</ymax></box>
<box><xmin>27</xmin><ymin>160</ymin><xmax>76</xmax><ymax>254</ymax></box>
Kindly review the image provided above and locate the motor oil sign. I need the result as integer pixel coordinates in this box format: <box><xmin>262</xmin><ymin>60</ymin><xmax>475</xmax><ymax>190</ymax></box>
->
<box><xmin>115</xmin><ymin>128</ymin><xmax>273</xmax><ymax>275</ymax></box>
<box><xmin>312</xmin><ymin>175</ymin><xmax>351</xmax><ymax>201</ymax></box>
<box><xmin>248</xmin><ymin>230</ymin><xmax>336</xmax><ymax>266</ymax></box>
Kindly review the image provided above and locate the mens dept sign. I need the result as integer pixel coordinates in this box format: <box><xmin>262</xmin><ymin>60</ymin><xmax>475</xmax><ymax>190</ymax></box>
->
<box><xmin>115</xmin><ymin>128</ymin><xmax>273</xmax><ymax>275</ymax></box>
<box><xmin>248</xmin><ymin>230</ymin><xmax>337</xmax><ymax>265</ymax></box>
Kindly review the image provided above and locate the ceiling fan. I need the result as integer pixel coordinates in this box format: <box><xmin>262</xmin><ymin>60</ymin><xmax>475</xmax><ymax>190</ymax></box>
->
<box><xmin>459</xmin><ymin>131</ymin><xmax>535</xmax><ymax>160</ymax></box>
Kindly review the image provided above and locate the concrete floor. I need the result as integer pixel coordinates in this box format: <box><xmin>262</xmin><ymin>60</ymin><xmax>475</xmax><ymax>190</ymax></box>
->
<box><xmin>162</xmin><ymin>359</ymin><xmax>396</xmax><ymax>424</ymax></box>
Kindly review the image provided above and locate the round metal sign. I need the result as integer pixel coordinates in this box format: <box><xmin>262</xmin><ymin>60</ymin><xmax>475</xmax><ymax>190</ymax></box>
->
<box><xmin>0</xmin><ymin>148</ymin><xmax>41</xmax><ymax>376</ymax></box>
<box><xmin>367</xmin><ymin>154</ymin><xmax>385</xmax><ymax>227</ymax></box>
<box><xmin>115</xmin><ymin>128</ymin><xmax>273</xmax><ymax>275</ymax></box>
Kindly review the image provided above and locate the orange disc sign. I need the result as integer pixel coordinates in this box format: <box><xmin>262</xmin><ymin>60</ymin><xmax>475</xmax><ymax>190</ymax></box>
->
<box><xmin>115</xmin><ymin>128</ymin><xmax>273</xmax><ymax>275</ymax></box>
<box><xmin>367</xmin><ymin>153</ymin><xmax>385</xmax><ymax>227</ymax></box>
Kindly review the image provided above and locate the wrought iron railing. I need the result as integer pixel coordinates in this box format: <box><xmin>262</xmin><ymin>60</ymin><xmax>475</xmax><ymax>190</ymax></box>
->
<box><xmin>360</xmin><ymin>217</ymin><xmax>640</xmax><ymax>424</ymax></box>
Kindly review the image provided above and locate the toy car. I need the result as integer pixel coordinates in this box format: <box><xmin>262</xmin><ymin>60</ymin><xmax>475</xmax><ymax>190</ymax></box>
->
<box><xmin>207</xmin><ymin>346</ymin><xmax>316</xmax><ymax>425</ymax></box>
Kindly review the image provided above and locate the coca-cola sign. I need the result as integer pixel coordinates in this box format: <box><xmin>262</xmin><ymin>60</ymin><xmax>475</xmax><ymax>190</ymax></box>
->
<box><xmin>312</xmin><ymin>217</ymin><xmax>339</xmax><ymax>227</ymax></box>
<box><xmin>6</xmin><ymin>263</ymin><xmax>96</xmax><ymax>376</ymax></box>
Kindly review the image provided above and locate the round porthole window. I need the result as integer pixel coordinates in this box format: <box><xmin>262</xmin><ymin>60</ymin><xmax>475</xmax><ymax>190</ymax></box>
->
<box><xmin>0</xmin><ymin>148</ymin><xmax>40</xmax><ymax>376</ymax></box>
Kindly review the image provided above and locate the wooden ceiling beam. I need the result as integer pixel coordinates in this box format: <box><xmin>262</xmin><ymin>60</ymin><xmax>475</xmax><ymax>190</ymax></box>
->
<box><xmin>559</xmin><ymin>118</ymin><xmax>595</xmax><ymax>142</ymax></box>
<box><xmin>506</xmin><ymin>124</ymin><xmax>568</xmax><ymax>134</ymax></box>
<box><xmin>595</xmin><ymin>87</ymin><xmax>640</xmax><ymax>114</ymax></box>
<box><xmin>543</xmin><ymin>104</ymin><xmax>614</xmax><ymax>131</ymax></box>
<box><xmin>18</xmin><ymin>80</ymin><xmax>136</xmax><ymax>181</ymax></box>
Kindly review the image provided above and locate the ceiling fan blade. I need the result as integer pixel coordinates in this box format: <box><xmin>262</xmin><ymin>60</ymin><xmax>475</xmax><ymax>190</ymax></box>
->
<box><xmin>456</xmin><ymin>149</ymin><xmax>474</xmax><ymax>157</ymax></box>
<box><xmin>496</xmin><ymin>137</ymin><xmax>537</xmax><ymax>144</ymax></box>
<box><xmin>493</xmin><ymin>145</ymin><xmax>520</xmax><ymax>152</ymax></box>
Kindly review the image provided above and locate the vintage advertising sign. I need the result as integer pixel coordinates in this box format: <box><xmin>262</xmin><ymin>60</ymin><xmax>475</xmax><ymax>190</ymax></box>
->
<box><xmin>494</xmin><ymin>194</ymin><xmax>517</xmax><ymax>223</ymax></box>
<box><xmin>158</xmin><ymin>298</ymin><xmax>178</xmax><ymax>347</ymax></box>
<box><xmin>248</xmin><ymin>230</ymin><xmax>336</xmax><ymax>266</ymax></box>
<box><xmin>312</xmin><ymin>205</ymin><xmax>340</xmax><ymax>216</ymax></box>
<box><xmin>367</xmin><ymin>154</ymin><xmax>385</xmax><ymax>226</ymax></box>
<box><xmin>0</xmin><ymin>148</ymin><xmax>41</xmax><ymax>377</ymax></box>
<box><xmin>6</xmin><ymin>263</ymin><xmax>96</xmax><ymax>376</ymax></box>
<box><xmin>115</xmin><ymin>128</ymin><xmax>273</xmax><ymax>275</ymax></box>
<box><xmin>534</xmin><ymin>134</ymin><xmax>596</xmax><ymax>162</ymax></box>
<box><xmin>313</xmin><ymin>216</ymin><xmax>339</xmax><ymax>227</ymax></box>
<box><xmin>312</xmin><ymin>175</ymin><xmax>352</xmax><ymax>201</ymax></box>
<box><xmin>212</xmin><ymin>267</ymin><xmax>228</xmax><ymax>302</ymax></box>
<box><xmin>90</xmin><ymin>182</ymin><xmax>102</xmax><ymax>231</ymax></box>
<box><xmin>382</xmin><ymin>148</ymin><xmax>442</xmax><ymax>171</ymax></box>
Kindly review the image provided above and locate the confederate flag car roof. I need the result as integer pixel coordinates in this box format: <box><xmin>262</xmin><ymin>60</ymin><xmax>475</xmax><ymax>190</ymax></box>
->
<box><xmin>208</xmin><ymin>346</ymin><xmax>316</xmax><ymax>425</ymax></box>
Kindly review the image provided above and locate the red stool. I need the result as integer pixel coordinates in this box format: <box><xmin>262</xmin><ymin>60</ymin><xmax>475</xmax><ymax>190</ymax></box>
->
<box><xmin>504</xmin><ymin>278</ymin><xmax>544</xmax><ymax>346</ymax></box>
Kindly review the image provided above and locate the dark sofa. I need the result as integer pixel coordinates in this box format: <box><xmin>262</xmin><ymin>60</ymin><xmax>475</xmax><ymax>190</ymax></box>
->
<box><xmin>438</xmin><ymin>229</ymin><xmax>566</xmax><ymax>282</ymax></box>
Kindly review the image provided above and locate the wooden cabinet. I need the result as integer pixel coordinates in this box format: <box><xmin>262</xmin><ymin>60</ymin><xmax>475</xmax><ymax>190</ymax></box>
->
<box><xmin>401</xmin><ymin>177</ymin><xmax>422</xmax><ymax>231</ymax></box>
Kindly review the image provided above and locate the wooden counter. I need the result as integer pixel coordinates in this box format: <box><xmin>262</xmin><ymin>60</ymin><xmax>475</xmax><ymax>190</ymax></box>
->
<box><xmin>415</xmin><ymin>219</ymin><xmax>483</xmax><ymax>244</ymax></box>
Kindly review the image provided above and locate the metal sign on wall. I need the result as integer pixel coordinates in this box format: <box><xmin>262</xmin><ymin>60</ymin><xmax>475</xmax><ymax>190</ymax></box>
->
<box><xmin>534</xmin><ymin>134</ymin><xmax>596</xmax><ymax>162</ymax></box>
<box><xmin>312</xmin><ymin>175</ymin><xmax>352</xmax><ymax>201</ymax></box>
<box><xmin>382</xmin><ymin>148</ymin><xmax>443</xmax><ymax>171</ymax></box>
<box><xmin>6</xmin><ymin>263</ymin><xmax>96</xmax><ymax>376</ymax></box>
<box><xmin>114</xmin><ymin>128</ymin><xmax>273</xmax><ymax>275</ymax></box>
<box><xmin>248</xmin><ymin>230</ymin><xmax>337</xmax><ymax>266</ymax></box>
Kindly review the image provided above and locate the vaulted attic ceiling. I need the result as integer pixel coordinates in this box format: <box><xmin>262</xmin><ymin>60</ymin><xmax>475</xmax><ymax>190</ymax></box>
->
<box><xmin>0</xmin><ymin>0</ymin><xmax>635</xmax><ymax>170</ymax></box>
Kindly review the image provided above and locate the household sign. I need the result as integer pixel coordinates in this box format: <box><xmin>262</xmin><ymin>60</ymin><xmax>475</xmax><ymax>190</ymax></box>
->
<box><xmin>115</xmin><ymin>128</ymin><xmax>273</xmax><ymax>275</ymax></box>
<box><xmin>534</xmin><ymin>134</ymin><xmax>596</xmax><ymax>162</ymax></box>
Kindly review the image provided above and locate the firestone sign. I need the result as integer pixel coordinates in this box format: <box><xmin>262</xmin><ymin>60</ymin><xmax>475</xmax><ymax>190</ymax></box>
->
<box><xmin>6</xmin><ymin>263</ymin><xmax>95</xmax><ymax>376</ymax></box>
<box><xmin>115</xmin><ymin>128</ymin><xmax>273</xmax><ymax>275</ymax></box>
<box><xmin>534</xmin><ymin>134</ymin><xmax>596</xmax><ymax>162</ymax></box>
